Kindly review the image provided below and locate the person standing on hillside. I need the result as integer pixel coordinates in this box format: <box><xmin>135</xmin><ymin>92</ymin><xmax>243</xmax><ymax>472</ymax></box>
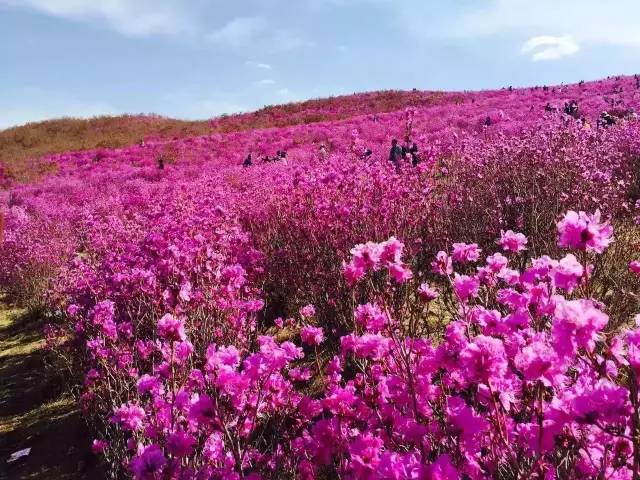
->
<box><xmin>389</xmin><ymin>139</ymin><xmax>402</xmax><ymax>170</ymax></box>
<box><xmin>243</xmin><ymin>153</ymin><xmax>252</xmax><ymax>167</ymax></box>
<box><xmin>409</xmin><ymin>143</ymin><xmax>419</xmax><ymax>166</ymax></box>
<box><xmin>319</xmin><ymin>144</ymin><xmax>327</xmax><ymax>162</ymax></box>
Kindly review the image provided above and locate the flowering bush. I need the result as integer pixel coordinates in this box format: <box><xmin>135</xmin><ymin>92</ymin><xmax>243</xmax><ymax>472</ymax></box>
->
<box><xmin>2</xmin><ymin>76</ymin><xmax>640</xmax><ymax>478</ymax></box>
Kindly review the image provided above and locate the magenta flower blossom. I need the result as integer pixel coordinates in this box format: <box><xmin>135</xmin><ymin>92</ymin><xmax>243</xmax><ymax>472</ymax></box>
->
<box><xmin>630</xmin><ymin>260</ymin><xmax>640</xmax><ymax>275</ymax></box>
<box><xmin>500</xmin><ymin>230</ymin><xmax>528</xmax><ymax>252</ymax></box>
<box><xmin>515</xmin><ymin>335</ymin><xmax>564</xmax><ymax>386</ymax></box>
<box><xmin>553</xmin><ymin>298</ymin><xmax>609</xmax><ymax>358</ymax></box>
<box><xmin>166</xmin><ymin>431</ymin><xmax>196</xmax><ymax>457</ymax></box>
<box><xmin>459</xmin><ymin>335</ymin><xmax>508</xmax><ymax>384</ymax></box>
<box><xmin>136</xmin><ymin>375</ymin><xmax>162</xmax><ymax>396</ymax></box>
<box><xmin>452</xmin><ymin>242</ymin><xmax>482</xmax><ymax>263</ymax></box>
<box><xmin>431</xmin><ymin>251</ymin><xmax>453</xmax><ymax>276</ymax></box>
<box><xmin>388</xmin><ymin>262</ymin><xmax>413</xmax><ymax>283</ymax></box>
<box><xmin>299</xmin><ymin>304</ymin><xmax>316</xmax><ymax>318</ymax></box>
<box><xmin>417</xmin><ymin>283</ymin><xmax>439</xmax><ymax>302</ymax></box>
<box><xmin>341</xmin><ymin>333</ymin><xmax>391</xmax><ymax>360</ymax></box>
<box><xmin>112</xmin><ymin>403</ymin><xmax>146</xmax><ymax>431</ymax></box>
<box><xmin>551</xmin><ymin>254</ymin><xmax>584</xmax><ymax>292</ymax></box>
<box><xmin>157</xmin><ymin>313</ymin><xmax>186</xmax><ymax>342</ymax></box>
<box><xmin>348</xmin><ymin>433</ymin><xmax>384</xmax><ymax>477</ymax></box>
<box><xmin>202</xmin><ymin>432</ymin><xmax>225</xmax><ymax>463</ymax></box>
<box><xmin>300</xmin><ymin>326</ymin><xmax>324</xmax><ymax>346</ymax></box>
<box><xmin>557</xmin><ymin>210</ymin><xmax>613</xmax><ymax>253</ymax></box>
<box><xmin>453</xmin><ymin>274</ymin><xmax>480</xmax><ymax>302</ymax></box>
<box><xmin>379</xmin><ymin>236</ymin><xmax>404</xmax><ymax>265</ymax></box>
<box><xmin>91</xmin><ymin>439</ymin><xmax>108</xmax><ymax>455</ymax></box>
<box><xmin>354</xmin><ymin>303</ymin><xmax>388</xmax><ymax>332</ymax></box>
<box><xmin>426</xmin><ymin>454</ymin><xmax>459</xmax><ymax>480</ymax></box>
<box><xmin>485</xmin><ymin>252</ymin><xmax>509</xmax><ymax>273</ymax></box>
<box><xmin>130</xmin><ymin>444</ymin><xmax>166</xmax><ymax>480</ymax></box>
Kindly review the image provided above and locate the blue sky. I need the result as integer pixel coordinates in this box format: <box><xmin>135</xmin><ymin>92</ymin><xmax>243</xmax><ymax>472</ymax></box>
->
<box><xmin>2</xmin><ymin>0</ymin><xmax>640</xmax><ymax>129</ymax></box>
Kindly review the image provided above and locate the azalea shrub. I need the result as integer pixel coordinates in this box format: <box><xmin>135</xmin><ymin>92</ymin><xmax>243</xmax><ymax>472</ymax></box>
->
<box><xmin>2</xmin><ymin>77</ymin><xmax>640</xmax><ymax>479</ymax></box>
<box><xmin>42</xmin><ymin>209</ymin><xmax>640</xmax><ymax>479</ymax></box>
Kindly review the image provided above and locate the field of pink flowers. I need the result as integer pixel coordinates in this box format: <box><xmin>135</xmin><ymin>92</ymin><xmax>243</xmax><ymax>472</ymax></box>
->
<box><xmin>2</xmin><ymin>76</ymin><xmax>640</xmax><ymax>479</ymax></box>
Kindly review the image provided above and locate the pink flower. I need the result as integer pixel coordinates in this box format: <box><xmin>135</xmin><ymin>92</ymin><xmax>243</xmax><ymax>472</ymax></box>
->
<box><xmin>418</xmin><ymin>283</ymin><xmax>439</xmax><ymax>302</ymax></box>
<box><xmin>300</xmin><ymin>304</ymin><xmax>316</xmax><ymax>318</ymax></box>
<box><xmin>301</xmin><ymin>326</ymin><xmax>324</xmax><ymax>346</ymax></box>
<box><xmin>514</xmin><ymin>335</ymin><xmax>563</xmax><ymax>386</ymax></box>
<box><xmin>500</xmin><ymin>230</ymin><xmax>528</xmax><ymax>252</ymax></box>
<box><xmin>350</xmin><ymin>241</ymin><xmax>382</xmax><ymax>271</ymax></box>
<box><xmin>167</xmin><ymin>431</ymin><xmax>196</xmax><ymax>457</ymax></box>
<box><xmin>557</xmin><ymin>210</ymin><xmax>613</xmax><ymax>253</ymax></box>
<box><xmin>630</xmin><ymin>261</ymin><xmax>640</xmax><ymax>275</ymax></box>
<box><xmin>388</xmin><ymin>262</ymin><xmax>413</xmax><ymax>283</ymax></box>
<box><xmin>553</xmin><ymin>298</ymin><xmax>609</xmax><ymax>358</ymax></box>
<box><xmin>189</xmin><ymin>394</ymin><xmax>215</xmax><ymax>426</ymax></box>
<box><xmin>431</xmin><ymin>251</ymin><xmax>453</xmax><ymax>276</ymax></box>
<box><xmin>348</xmin><ymin>434</ymin><xmax>383</xmax><ymax>477</ymax></box>
<box><xmin>426</xmin><ymin>454</ymin><xmax>459</xmax><ymax>480</ymax></box>
<box><xmin>354</xmin><ymin>303</ymin><xmax>388</xmax><ymax>332</ymax></box>
<box><xmin>112</xmin><ymin>403</ymin><xmax>146</xmax><ymax>431</ymax></box>
<box><xmin>178</xmin><ymin>281</ymin><xmax>192</xmax><ymax>302</ymax></box>
<box><xmin>379</xmin><ymin>236</ymin><xmax>404</xmax><ymax>266</ymax></box>
<box><xmin>130</xmin><ymin>444</ymin><xmax>166</xmax><ymax>480</ymax></box>
<box><xmin>486</xmin><ymin>252</ymin><xmax>509</xmax><ymax>273</ymax></box>
<box><xmin>341</xmin><ymin>333</ymin><xmax>391</xmax><ymax>360</ymax></box>
<box><xmin>453</xmin><ymin>274</ymin><xmax>480</xmax><ymax>302</ymax></box>
<box><xmin>570</xmin><ymin>381</ymin><xmax>631</xmax><ymax>425</ymax></box>
<box><xmin>136</xmin><ymin>375</ymin><xmax>162</xmax><ymax>395</ymax></box>
<box><xmin>343</xmin><ymin>261</ymin><xmax>365</xmax><ymax>285</ymax></box>
<box><xmin>157</xmin><ymin>313</ymin><xmax>186</xmax><ymax>342</ymax></box>
<box><xmin>91</xmin><ymin>439</ymin><xmax>108</xmax><ymax>455</ymax></box>
<box><xmin>203</xmin><ymin>431</ymin><xmax>225</xmax><ymax>462</ymax></box>
<box><xmin>452</xmin><ymin>242</ymin><xmax>482</xmax><ymax>263</ymax></box>
<box><xmin>460</xmin><ymin>335</ymin><xmax>508</xmax><ymax>384</ymax></box>
<box><xmin>551</xmin><ymin>254</ymin><xmax>584</xmax><ymax>292</ymax></box>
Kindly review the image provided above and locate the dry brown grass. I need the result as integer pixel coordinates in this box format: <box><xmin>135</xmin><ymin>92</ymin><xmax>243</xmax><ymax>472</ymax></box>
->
<box><xmin>0</xmin><ymin>115</ymin><xmax>211</xmax><ymax>183</ymax></box>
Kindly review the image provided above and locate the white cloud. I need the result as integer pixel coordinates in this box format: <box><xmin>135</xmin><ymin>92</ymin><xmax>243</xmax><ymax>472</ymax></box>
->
<box><xmin>246</xmin><ymin>61</ymin><xmax>272</xmax><ymax>70</ymax></box>
<box><xmin>255</xmin><ymin>79</ymin><xmax>276</xmax><ymax>86</ymax></box>
<box><xmin>521</xmin><ymin>35</ymin><xmax>579</xmax><ymax>61</ymax></box>
<box><xmin>395</xmin><ymin>0</ymin><xmax>640</xmax><ymax>49</ymax></box>
<box><xmin>207</xmin><ymin>16</ymin><xmax>308</xmax><ymax>52</ymax></box>
<box><xmin>1</xmin><ymin>2</ymin><xmax>312</xmax><ymax>52</ymax></box>
<box><xmin>0</xmin><ymin>0</ymin><xmax>196</xmax><ymax>37</ymax></box>
<box><xmin>207</xmin><ymin>16</ymin><xmax>266</xmax><ymax>48</ymax></box>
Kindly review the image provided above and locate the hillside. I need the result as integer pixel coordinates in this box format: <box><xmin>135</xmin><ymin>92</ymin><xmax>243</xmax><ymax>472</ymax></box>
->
<box><xmin>2</xmin><ymin>75</ymin><xmax>640</xmax><ymax>479</ymax></box>
<box><xmin>0</xmin><ymin>89</ymin><xmax>449</xmax><ymax>183</ymax></box>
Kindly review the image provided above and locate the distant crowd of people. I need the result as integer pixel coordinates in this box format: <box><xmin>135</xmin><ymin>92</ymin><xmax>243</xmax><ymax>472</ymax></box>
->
<box><xmin>238</xmin><ymin>80</ymin><xmax>640</xmax><ymax>171</ymax></box>
<box><xmin>388</xmin><ymin>136</ymin><xmax>420</xmax><ymax>169</ymax></box>
<box><xmin>243</xmin><ymin>150</ymin><xmax>288</xmax><ymax>167</ymax></box>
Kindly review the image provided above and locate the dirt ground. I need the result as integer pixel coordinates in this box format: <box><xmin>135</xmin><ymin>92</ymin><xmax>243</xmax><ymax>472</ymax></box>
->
<box><xmin>0</xmin><ymin>299</ymin><xmax>104</xmax><ymax>480</ymax></box>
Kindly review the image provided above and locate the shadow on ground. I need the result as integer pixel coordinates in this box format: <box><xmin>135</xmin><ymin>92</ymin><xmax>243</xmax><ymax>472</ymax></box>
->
<box><xmin>0</xmin><ymin>300</ymin><xmax>104</xmax><ymax>480</ymax></box>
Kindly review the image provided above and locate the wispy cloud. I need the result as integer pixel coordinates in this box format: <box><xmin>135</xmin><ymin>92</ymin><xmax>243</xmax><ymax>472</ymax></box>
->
<box><xmin>246</xmin><ymin>61</ymin><xmax>272</xmax><ymax>70</ymax></box>
<box><xmin>0</xmin><ymin>0</ymin><xmax>196</xmax><ymax>37</ymax></box>
<box><xmin>207</xmin><ymin>16</ymin><xmax>308</xmax><ymax>52</ymax></box>
<box><xmin>391</xmin><ymin>0</ymin><xmax>640</xmax><ymax>57</ymax></box>
<box><xmin>521</xmin><ymin>35</ymin><xmax>579</xmax><ymax>61</ymax></box>
<box><xmin>255</xmin><ymin>79</ymin><xmax>276</xmax><ymax>86</ymax></box>
<box><xmin>207</xmin><ymin>16</ymin><xmax>266</xmax><ymax>48</ymax></box>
